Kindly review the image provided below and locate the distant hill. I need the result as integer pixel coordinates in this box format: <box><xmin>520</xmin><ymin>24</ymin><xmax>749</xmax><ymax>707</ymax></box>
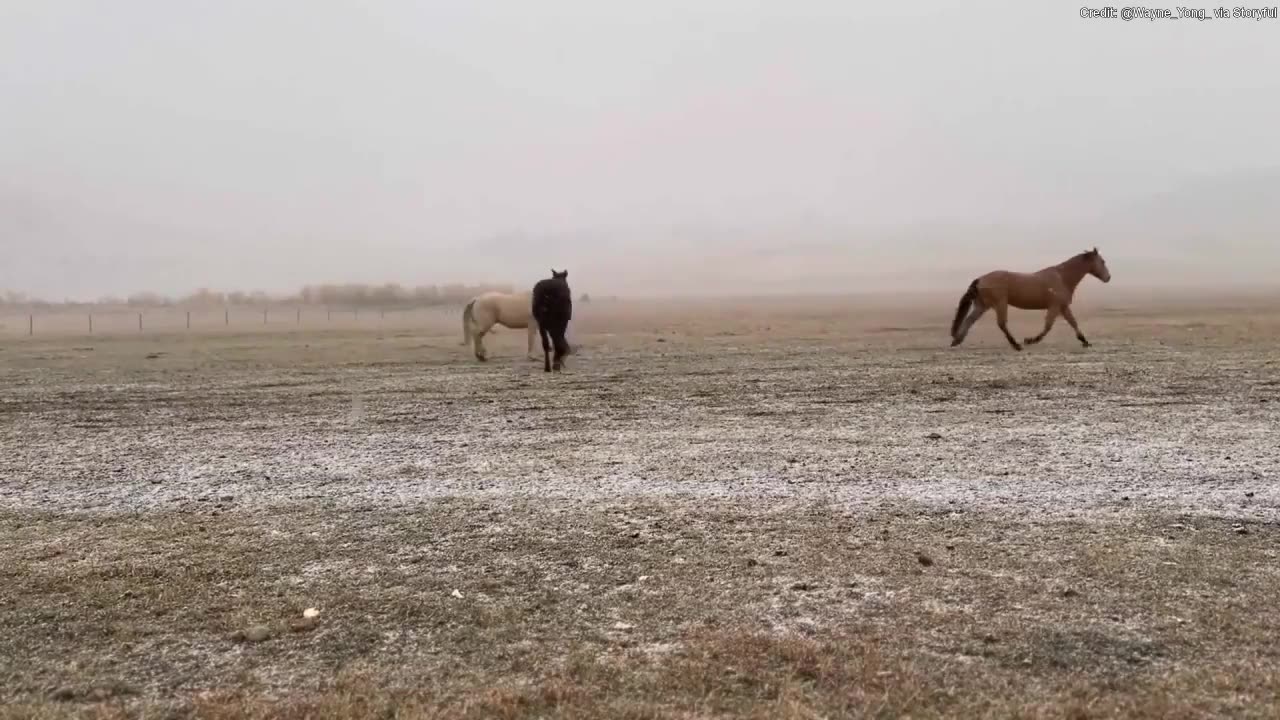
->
<box><xmin>6</xmin><ymin>169</ymin><xmax>1278</xmax><ymax>300</ymax></box>
<box><xmin>459</xmin><ymin>170</ymin><xmax>1280</xmax><ymax>294</ymax></box>
<box><xmin>1072</xmin><ymin>169</ymin><xmax>1280</xmax><ymax>284</ymax></box>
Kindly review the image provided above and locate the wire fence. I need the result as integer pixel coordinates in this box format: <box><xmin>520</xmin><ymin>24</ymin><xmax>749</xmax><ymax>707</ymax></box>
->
<box><xmin>0</xmin><ymin>305</ymin><xmax>466</xmax><ymax>338</ymax></box>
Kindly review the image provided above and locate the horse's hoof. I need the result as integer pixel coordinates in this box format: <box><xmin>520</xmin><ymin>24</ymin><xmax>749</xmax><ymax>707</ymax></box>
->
<box><xmin>949</xmin><ymin>337</ymin><xmax>962</xmax><ymax>347</ymax></box>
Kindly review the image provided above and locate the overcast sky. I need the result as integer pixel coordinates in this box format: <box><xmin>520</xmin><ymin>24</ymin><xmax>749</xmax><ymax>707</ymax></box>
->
<box><xmin>2</xmin><ymin>1</ymin><xmax>1278</xmax><ymax>298</ymax></box>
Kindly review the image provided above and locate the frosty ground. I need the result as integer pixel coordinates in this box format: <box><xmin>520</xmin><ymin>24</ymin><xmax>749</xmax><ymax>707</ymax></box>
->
<box><xmin>2</xmin><ymin>294</ymin><xmax>1278</xmax><ymax>718</ymax></box>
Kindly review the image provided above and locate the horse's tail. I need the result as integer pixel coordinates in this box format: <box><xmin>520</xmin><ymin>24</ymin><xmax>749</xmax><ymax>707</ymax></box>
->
<box><xmin>951</xmin><ymin>279</ymin><xmax>979</xmax><ymax>338</ymax></box>
<box><xmin>461</xmin><ymin>300</ymin><xmax>476</xmax><ymax>346</ymax></box>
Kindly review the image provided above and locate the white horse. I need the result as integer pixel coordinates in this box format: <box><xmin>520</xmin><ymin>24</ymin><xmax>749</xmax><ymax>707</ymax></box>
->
<box><xmin>461</xmin><ymin>291</ymin><xmax>539</xmax><ymax>362</ymax></box>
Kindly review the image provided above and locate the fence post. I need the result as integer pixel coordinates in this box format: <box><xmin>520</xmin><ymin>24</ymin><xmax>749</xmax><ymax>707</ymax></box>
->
<box><xmin>186</xmin><ymin>311</ymin><xmax>191</xmax><ymax>330</ymax></box>
<box><xmin>89</xmin><ymin>314</ymin><xmax>93</xmax><ymax>334</ymax></box>
<box><xmin>327</xmin><ymin>308</ymin><xmax>332</xmax><ymax>322</ymax></box>
<box><xmin>263</xmin><ymin>308</ymin><xmax>268</xmax><ymax>325</ymax></box>
<box><xmin>29</xmin><ymin>314</ymin><xmax>33</xmax><ymax>336</ymax></box>
<box><xmin>138</xmin><ymin>312</ymin><xmax>143</xmax><ymax>332</ymax></box>
<box><xmin>225</xmin><ymin>308</ymin><xmax>229</xmax><ymax>326</ymax></box>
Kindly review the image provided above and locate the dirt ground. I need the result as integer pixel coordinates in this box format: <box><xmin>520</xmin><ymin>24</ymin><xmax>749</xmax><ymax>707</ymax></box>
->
<box><xmin>2</xmin><ymin>293</ymin><xmax>1279</xmax><ymax>718</ymax></box>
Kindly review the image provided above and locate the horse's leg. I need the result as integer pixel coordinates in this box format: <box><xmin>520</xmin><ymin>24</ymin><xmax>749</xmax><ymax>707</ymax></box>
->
<box><xmin>993</xmin><ymin>299</ymin><xmax>1022</xmax><ymax>351</ymax></box>
<box><xmin>472</xmin><ymin>316</ymin><xmax>493</xmax><ymax>361</ymax></box>
<box><xmin>539</xmin><ymin>325</ymin><xmax>552</xmax><ymax>373</ymax></box>
<box><xmin>1060</xmin><ymin>304</ymin><xmax>1091</xmax><ymax>348</ymax></box>
<box><xmin>552</xmin><ymin>324</ymin><xmax>569</xmax><ymax>372</ymax></box>
<box><xmin>1025</xmin><ymin>305</ymin><xmax>1060</xmax><ymax>346</ymax></box>
<box><xmin>952</xmin><ymin>301</ymin><xmax>987</xmax><ymax>345</ymax></box>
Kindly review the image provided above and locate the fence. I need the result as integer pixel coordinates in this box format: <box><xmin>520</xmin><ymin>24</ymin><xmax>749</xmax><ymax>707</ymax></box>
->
<box><xmin>0</xmin><ymin>305</ymin><xmax>464</xmax><ymax>338</ymax></box>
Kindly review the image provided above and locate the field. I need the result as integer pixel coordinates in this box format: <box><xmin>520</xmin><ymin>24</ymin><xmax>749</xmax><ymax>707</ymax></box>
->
<box><xmin>2</xmin><ymin>292</ymin><xmax>1279</xmax><ymax>719</ymax></box>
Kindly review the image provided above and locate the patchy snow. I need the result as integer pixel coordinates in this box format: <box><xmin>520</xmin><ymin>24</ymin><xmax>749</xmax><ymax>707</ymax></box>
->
<box><xmin>2</xmin><ymin>331</ymin><xmax>1277</xmax><ymax>522</ymax></box>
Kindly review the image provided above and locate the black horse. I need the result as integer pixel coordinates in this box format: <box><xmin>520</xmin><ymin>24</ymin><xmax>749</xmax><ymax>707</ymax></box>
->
<box><xmin>531</xmin><ymin>269</ymin><xmax>573</xmax><ymax>372</ymax></box>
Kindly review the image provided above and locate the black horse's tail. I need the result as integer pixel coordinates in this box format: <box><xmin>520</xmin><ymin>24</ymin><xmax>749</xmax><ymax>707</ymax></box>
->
<box><xmin>951</xmin><ymin>279</ymin><xmax>979</xmax><ymax>338</ymax></box>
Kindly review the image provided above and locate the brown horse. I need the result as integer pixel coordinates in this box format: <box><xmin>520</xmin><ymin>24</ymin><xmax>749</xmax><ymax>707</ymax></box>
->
<box><xmin>950</xmin><ymin>248</ymin><xmax>1111</xmax><ymax>351</ymax></box>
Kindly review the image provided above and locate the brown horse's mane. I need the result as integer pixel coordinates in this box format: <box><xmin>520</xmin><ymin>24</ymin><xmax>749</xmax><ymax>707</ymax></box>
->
<box><xmin>1059</xmin><ymin>249</ymin><xmax>1098</xmax><ymax>271</ymax></box>
<box><xmin>1051</xmin><ymin>249</ymin><xmax>1102</xmax><ymax>293</ymax></box>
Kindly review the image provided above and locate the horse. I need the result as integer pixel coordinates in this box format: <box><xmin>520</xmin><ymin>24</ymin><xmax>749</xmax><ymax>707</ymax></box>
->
<box><xmin>950</xmin><ymin>247</ymin><xmax>1111</xmax><ymax>351</ymax></box>
<box><xmin>461</xmin><ymin>291</ymin><xmax>539</xmax><ymax>362</ymax></box>
<box><xmin>531</xmin><ymin>269</ymin><xmax>573</xmax><ymax>372</ymax></box>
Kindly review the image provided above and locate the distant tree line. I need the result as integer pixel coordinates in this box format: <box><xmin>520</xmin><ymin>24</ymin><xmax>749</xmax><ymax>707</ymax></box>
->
<box><xmin>0</xmin><ymin>283</ymin><xmax>515</xmax><ymax>309</ymax></box>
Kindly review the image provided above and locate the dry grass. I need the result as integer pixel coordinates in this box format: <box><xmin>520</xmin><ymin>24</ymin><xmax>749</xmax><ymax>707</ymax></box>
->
<box><xmin>3</xmin><ymin>504</ymin><xmax>1279</xmax><ymax>718</ymax></box>
<box><xmin>2</xmin><ymin>294</ymin><xmax>1279</xmax><ymax>718</ymax></box>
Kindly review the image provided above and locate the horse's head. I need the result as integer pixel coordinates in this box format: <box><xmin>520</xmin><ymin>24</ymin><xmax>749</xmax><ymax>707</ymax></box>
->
<box><xmin>1083</xmin><ymin>247</ymin><xmax>1110</xmax><ymax>283</ymax></box>
<box><xmin>551</xmin><ymin>269</ymin><xmax>568</xmax><ymax>280</ymax></box>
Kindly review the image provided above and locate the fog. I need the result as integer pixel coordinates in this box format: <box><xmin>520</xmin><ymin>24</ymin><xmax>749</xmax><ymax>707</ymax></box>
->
<box><xmin>2</xmin><ymin>1</ymin><xmax>1279</xmax><ymax>301</ymax></box>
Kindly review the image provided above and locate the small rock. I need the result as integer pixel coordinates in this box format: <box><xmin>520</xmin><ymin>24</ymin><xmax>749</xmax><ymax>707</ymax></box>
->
<box><xmin>945</xmin><ymin>544</ymin><xmax>956</xmax><ymax>551</ymax></box>
<box><xmin>451</xmin><ymin>589</ymin><xmax>463</xmax><ymax>599</ymax></box>
<box><xmin>638</xmin><ymin>575</ymin><xmax>651</xmax><ymax>582</ymax></box>
<box><xmin>629</xmin><ymin>531</ymin><xmax>640</xmax><ymax>539</ymax></box>
<box><xmin>790</xmin><ymin>581</ymin><xmax>816</xmax><ymax>591</ymax></box>
<box><xmin>288</xmin><ymin>616</ymin><xmax>319</xmax><ymax>633</ymax></box>
<box><xmin>612</xmin><ymin>622</ymin><xmax>635</xmax><ymax>632</ymax></box>
<box><xmin>1062</xmin><ymin>588</ymin><xmax>1080</xmax><ymax>598</ymax></box>
<box><xmin>239</xmin><ymin>624</ymin><xmax>273</xmax><ymax>643</ymax></box>
<box><xmin>303</xmin><ymin>607</ymin><xmax>320</xmax><ymax>619</ymax></box>
<box><xmin>1121</xmin><ymin>496</ymin><xmax>1130</xmax><ymax>502</ymax></box>
<box><xmin>746</xmin><ymin>558</ymin><xmax>759</xmax><ymax>567</ymax></box>
<box><xmin>924</xmin><ymin>432</ymin><xmax>943</xmax><ymax>440</ymax></box>
<box><xmin>50</xmin><ymin>687</ymin><xmax>77</xmax><ymax>701</ymax></box>
<box><xmin>773</xmin><ymin>550</ymin><xmax>788</xmax><ymax>557</ymax></box>
<box><xmin>1234</xmin><ymin>525</ymin><xmax>1249</xmax><ymax>535</ymax></box>
<box><xmin>1245</xmin><ymin>491</ymin><xmax>1255</xmax><ymax>498</ymax></box>
<box><xmin>220</xmin><ymin>495</ymin><xmax>234</xmax><ymax>502</ymax></box>
<box><xmin>916</xmin><ymin>553</ymin><xmax>934</xmax><ymax>567</ymax></box>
